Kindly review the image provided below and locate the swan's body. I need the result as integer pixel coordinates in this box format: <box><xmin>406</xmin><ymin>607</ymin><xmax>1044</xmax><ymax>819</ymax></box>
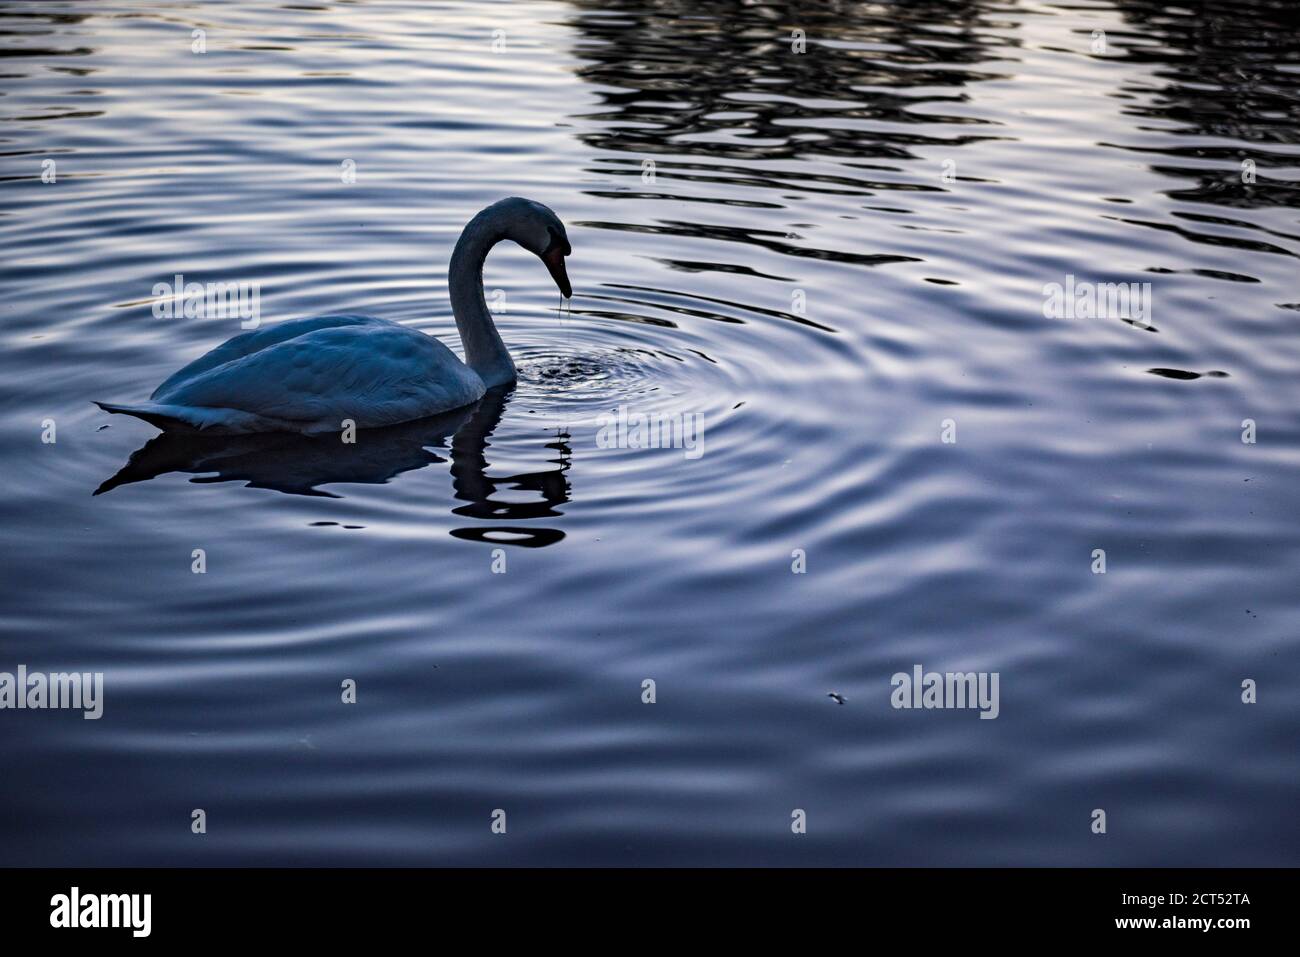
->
<box><xmin>99</xmin><ymin>314</ymin><xmax>486</xmax><ymax>434</ymax></box>
<box><xmin>97</xmin><ymin>197</ymin><xmax>571</xmax><ymax>435</ymax></box>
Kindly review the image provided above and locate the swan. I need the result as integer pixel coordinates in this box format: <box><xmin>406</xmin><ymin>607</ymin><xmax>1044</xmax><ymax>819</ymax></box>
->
<box><xmin>95</xmin><ymin>197</ymin><xmax>572</xmax><ymax>434</ymax></box>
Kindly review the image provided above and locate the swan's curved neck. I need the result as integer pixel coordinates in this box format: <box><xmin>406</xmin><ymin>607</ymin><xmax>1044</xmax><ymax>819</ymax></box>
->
<box><xmin>448</xmin><ymin>210</ymin><xmax>516</xmax><ymax>388</ymax></box>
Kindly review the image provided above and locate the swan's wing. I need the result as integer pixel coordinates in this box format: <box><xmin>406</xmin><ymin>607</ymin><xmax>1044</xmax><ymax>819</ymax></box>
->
<box><xmin>153</xmin><ymin>323</ymin><xmax>484</xmax><ymax>430</ymax></box>
<box><xmin>151</xmin><ymin>314</ymin><xmax>384</xmax><ymax>399</ymax></box>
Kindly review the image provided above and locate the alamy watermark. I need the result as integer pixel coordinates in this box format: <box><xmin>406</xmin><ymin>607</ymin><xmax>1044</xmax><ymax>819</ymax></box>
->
<box><xmin>596</xmin><ymin>404</ymin><xmax>705</xmax><ymax>460</ymax></box>
<box><xmin>152</xmin><ymin>273</ymin><xmax>261</xmax><ymax>328</ymax></box>
<box><xmin>50</xmin><ymin>887</ymin><xmax>150</xmax><ymax>937</ymax></box>
<box><xmin>891</xmin><ymin>664</ymin><xmax>999</xmax><ymax>719</ymax></box>
<box><xmin>0</xmin><ymin>665</ymin><xmax>103</xmax><ymax>719</ymax></box>
<box><xmin>1043</xmin><ymin>274</ymin><xmax>1151</xmax><ymax>324</ymax></box>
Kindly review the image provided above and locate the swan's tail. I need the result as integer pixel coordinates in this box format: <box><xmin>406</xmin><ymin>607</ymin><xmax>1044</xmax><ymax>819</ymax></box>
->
<box><xmin>95</xmin><ymin>400</ymin><xmax>305</xmax><ymax>434</ymax></box>
<box><xmin>95</xmin><ymin>400</ymin><xmax>212</xmax><ymax>432</ymax></box>
<box><xmin>94</xmin><ymin>398</ymin><xmax>278</xmax><ymax>434</ymax></box>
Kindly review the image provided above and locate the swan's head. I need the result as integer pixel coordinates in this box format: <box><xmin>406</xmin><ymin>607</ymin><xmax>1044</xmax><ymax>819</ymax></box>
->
<box><xmin>495</xmin><ymin>197</ymin><xmax>572</xmax><ymax>299</ymax></box>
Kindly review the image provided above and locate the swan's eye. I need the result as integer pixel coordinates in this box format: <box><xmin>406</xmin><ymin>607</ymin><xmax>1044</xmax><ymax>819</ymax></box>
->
<box><xmin>546</xmin><ymin>226</ymin><xmax>571</xmax><ymax>257</ymax></box>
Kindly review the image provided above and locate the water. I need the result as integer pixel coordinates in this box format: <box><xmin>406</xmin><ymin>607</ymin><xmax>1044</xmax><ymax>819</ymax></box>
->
<box><xmin>2</xmin><ymin>0</ymin><xmax>1297</xmax><ymax>866</ymax></box>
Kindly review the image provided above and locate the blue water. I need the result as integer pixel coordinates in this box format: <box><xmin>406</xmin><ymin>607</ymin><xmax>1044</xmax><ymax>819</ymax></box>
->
<box><xmin>1</xmin><ymin>0</ymin><xmax>1297</xmax><ymax>865</ymax></box>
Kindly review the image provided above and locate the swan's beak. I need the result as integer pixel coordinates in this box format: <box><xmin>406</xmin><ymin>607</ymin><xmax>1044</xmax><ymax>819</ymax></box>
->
<box><xmin>542</xmin><ymin>247</ymin><xmax>572</xmax><ymax>299</ymax></box>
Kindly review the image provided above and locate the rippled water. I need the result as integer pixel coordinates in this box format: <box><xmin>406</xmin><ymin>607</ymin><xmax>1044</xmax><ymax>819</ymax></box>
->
<box><xmin>2</xmin><ymin>0</ymin><xmax>1297</xmax><ymax>865</ymax></box>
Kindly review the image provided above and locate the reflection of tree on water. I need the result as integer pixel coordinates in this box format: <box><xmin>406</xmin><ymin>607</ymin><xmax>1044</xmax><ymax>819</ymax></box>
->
<box><xmin>563</xmin><ymin>0</ymin><xmax>1012</xmax><ymax>269</ymax></box>
<box><xmin>95</xmin><ymin>386</ymin><xmax>570</xmax><ymax>547</ymax></box>
<box><xmin>567</xmin><ymin>0</ymin><xmax>1010</xmax><ymax>168</ymax></box>
<box><xmin>1108</xmin><ymin>0</ymin><xmax>1300</xmax><ymax>214</ymax></box>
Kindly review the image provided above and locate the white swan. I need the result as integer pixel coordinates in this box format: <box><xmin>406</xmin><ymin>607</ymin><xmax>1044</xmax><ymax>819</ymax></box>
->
<box><xmin>96</xmin><ymin>197</ymin><xmax>572</xmax><ymax>434</ymax></box>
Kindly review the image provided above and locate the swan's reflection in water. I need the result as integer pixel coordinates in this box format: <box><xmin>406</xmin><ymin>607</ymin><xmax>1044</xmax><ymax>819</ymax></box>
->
<box><xmin>95</xmin><ymin>387</ymin><xmax>569</xmax><ymax>547</ymax></box>
<box><xmin>448</xmin><ymin>392</ymin><xmax>570</xmax><ymax>548</ymax></box>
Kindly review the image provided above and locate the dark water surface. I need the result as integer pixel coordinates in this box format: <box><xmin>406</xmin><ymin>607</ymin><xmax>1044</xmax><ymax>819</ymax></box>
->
<box><xmin>2</xmin><ymin>0</ymin><xmax>1298</xmax><ymax>865</ymax></box>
